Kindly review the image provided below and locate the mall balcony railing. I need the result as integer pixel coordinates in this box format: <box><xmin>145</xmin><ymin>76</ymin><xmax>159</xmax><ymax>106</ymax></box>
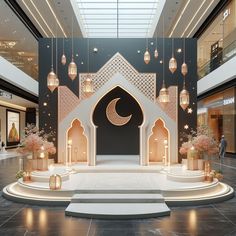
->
<box><xmin>198</xmin><ymin>40</ymin><xmax>236</xmax><ymax>80</ymax></box>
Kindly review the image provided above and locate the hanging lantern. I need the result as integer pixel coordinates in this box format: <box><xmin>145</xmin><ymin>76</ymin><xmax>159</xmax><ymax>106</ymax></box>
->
<box><xmin>181</xmin><ymin>62</ymin><xmax>188</xmax><ymax>76</ymax></box>
<box><xmin>47</xmin><ymin>68</ymin><xmax>58</xmax><ymax>92</ymax></box>
<box><xmin>83</xmin><ymin>74</ymin><xmax>94</xmax><ymax>95</ymax></box>
<box><xmin>144</xmin><ymin>49</ymin><xmax>150</xmax><ymax>64</ymax></box>
<box><xmin>49</xmin><ymin>174</ymin><xmax>62</xmax><ymax>190</ymax></box>
<box><xmin>154</xmin><ymin>49</ymin><xmax>158</xmax><ymax>59</ymax></box>
<box><xmin>169</xmin><ymin>57</ymin><xmax>177</xmax><ymax>73</ymax></box>
<box><xmin>180</xmin><ymin>87</ymin><xmax>190</xmax><ymax>110</ymax></box>
<box><xmin>68</xmin><ymin>57</ymin><xmax>77</xmax><ymax>80</ymax></box>
<box><xmin>159</xmin><ymin>83</ymin><xmax>169</xmax><ymax>104</ymax></box>
<box><xmin>61</xmin><ymin>54</ymin><xmax>66</xmax><ymax>65</ymax></box>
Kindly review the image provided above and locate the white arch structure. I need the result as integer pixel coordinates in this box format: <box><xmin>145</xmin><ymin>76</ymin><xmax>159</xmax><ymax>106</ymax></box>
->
<box><xmin>58</xmin><ymin>72</ymin><xmax>178</xmax><ymax>166</ymax></box>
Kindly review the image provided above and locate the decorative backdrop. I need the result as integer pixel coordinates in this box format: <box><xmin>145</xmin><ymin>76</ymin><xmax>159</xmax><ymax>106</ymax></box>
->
<box><xmin>39</xmin><ymin>38</ymin><xmax>197</xmax><ymax>162</ymax></box>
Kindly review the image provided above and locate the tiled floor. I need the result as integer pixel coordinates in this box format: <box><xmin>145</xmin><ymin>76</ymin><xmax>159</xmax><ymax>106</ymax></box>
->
<box><xmin>0</xmin><ymin>156</ymin><xmax>236</xmax><ymax>236</ymax></box>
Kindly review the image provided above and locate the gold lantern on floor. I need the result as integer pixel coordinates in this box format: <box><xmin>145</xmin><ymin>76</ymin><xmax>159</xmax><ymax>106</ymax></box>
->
<box><xmin>68</xmin><ymin>57</ymin><xmax>77</xmax><ymax>80</ymax></box>
<box><xmin>180</xmin><ymin>80</ymin><xmax>189</xmax><ymax>110</ymax></box>
<box><xmin>23</xmin><ymin>171</ymin><xmax>31</xmax><ymax>182</ymax></box>
<box><xmin>144</xmin><ymin>48</ymin><xmax>150</xmax><ymax>64</ymax></box>
<box><xmin>49</xmin><ymin>174</ymin><xmax>62</xmax><ymax>190</ymax></box>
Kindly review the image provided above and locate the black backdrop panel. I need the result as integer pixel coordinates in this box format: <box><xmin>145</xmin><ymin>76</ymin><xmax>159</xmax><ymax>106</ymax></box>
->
<box><xmin>39</xmin><ymin>38</ymin><xmax>197</xmax><ymax>162</ymax></box>
<box><xmin>93</xmin><ymin>86</ymin><xmax>143</xmax><ymax>154</ymax></box>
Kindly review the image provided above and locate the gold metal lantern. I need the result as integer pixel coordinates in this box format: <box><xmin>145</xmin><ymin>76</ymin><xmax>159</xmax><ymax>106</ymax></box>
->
<box><xmin>180</xmin><ymin>87</ymin><xmax>190</xmax><ymax>110</ymax></box>
<box><xmin>49</xmin><ymin>174</ymin><xmax>62</xmax><ymax>190</ymax></box>
<box><xmin>61</xmin><ymin>54</ymin><xmax>66</xmax><ymax>65</ymax></box>
<box><xmin>144</xmin><ymin>49</ymin><xmax>150</xmax><ymax>64</ymax></box>
<box><xmin>47</xmin><ymin>68</ymin><xmax>58</xmax><ymax>92</ymax></box>
<box><xmin>83</xmin><ymin>75</ymin><xmax>94</xmax><ymax>95</ymax></box>
<box><xmin>154</xmin><ymin>49</ymin><xmax>158</xmax><ymax>59</ymax></box>
<box><xmin>169</xmin><ymin>57</ymin><xmax>177</xmax><ymax>73</ymax></box>
<box><xmin>159</xmin><ymin>83</ymin><xmax>170</xmax><ymax>104</ymax></box>
<box><xmin>68</xmin><ymin>57</ymin><xmax>77</xmax><ymax>80</ymax></box>
<box><xmin>181</xmin><ymin>62</ymin><xmax>188</xmax><ymax>76</ymax></box>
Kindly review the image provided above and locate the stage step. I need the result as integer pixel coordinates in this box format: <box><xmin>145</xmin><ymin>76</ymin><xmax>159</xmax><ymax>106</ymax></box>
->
<box><xmin>65</xmin><ymin>192</ymin><xmax>170</xmax><ymax>219</ymax></box>
<box><xmin>65</xmin><ymin>203</ymin><xmax>170</xmax><ymax>219</ymax></box>
<box><xmin>71</xmin><ymin>193</ymin><xmax>165</xmax><ymax>203</ymax></box>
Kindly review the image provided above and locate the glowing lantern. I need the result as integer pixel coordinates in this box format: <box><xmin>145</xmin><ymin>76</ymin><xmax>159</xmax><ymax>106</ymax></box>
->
<box><xmin>49</xmin><ymin>174</ymin><xmax>62</xmax><ymax>190</ymax></box>
<box><xmin>180</xmin><ymin>87</ymin><xmax>190</xmax><ymax>110</ymax></box>
<box><xmin>144</xmin><ymin>49</ymin><xmax>150</xmax><ymax>64</ymax></box>
<box><xmin>47</xmin><ymin>68</ymin><xmax>58</xmax><ymax>92</ymax></box>
<box><xmin>68</xmin><ymin>57</ymin><xmax>77</xmax><ymax>80</ymax></box>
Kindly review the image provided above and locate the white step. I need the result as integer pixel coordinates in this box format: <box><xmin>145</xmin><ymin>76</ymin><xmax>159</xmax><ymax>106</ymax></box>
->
<box><xmin>65</xmin><ymin>203</ymin><xmax>170</xmax><ymax>219</ymax></box>
<box><xmin>71</xmin><ymin>193</ymin><xmax>165</xmax><ymax>203</ymax></box>
<box><xmin>75</xmin><ymin>189</ymin><xmax>161</xmax><ymax>194</ymax></box>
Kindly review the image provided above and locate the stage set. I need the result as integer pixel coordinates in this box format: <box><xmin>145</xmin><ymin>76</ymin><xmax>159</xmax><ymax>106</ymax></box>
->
<box><xmin>3</xmin><ymin>38</ymin><xmax>234</xmax><ymax>219</ymax></box>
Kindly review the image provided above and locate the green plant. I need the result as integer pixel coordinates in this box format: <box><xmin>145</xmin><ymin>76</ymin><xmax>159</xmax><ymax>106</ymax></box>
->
<box><xmin>16</xmin><ymin>170</ymin><xmax>24</xmax><ymax>180</ymax></box>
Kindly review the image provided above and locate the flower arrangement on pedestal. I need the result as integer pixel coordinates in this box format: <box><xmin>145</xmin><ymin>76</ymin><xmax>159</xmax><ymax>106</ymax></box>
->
<box><xmin>17</xmin><ymin>124</ymin><xmax>56</xmax><ymax>158</ymax></box>
<box><xmin>179</xmin><ymin>125</ymin><xmax>218</xmax><ymax>158</ymax></box>
<box><xmin>179</xmin><ymin>125</ymin><xmax>219</xmax><ymax>173</ymax></box>
<box><xmin>17</xmin><ymin>124</ymin><xmax>56</xmax><ymax>172</ymax></box>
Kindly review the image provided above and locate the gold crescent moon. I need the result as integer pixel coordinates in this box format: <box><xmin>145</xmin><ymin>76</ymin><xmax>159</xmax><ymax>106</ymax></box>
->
<box><xmin>106</xmin><ymin>98</ymin><xmax>132</xmax><ymax>126</ymax></box>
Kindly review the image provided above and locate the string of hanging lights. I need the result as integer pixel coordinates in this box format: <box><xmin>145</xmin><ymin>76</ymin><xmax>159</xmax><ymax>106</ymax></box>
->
<box><xmin>68</xmin><ymin>16</ymin><xmax>77</xmax><ymax>81</ymax></box>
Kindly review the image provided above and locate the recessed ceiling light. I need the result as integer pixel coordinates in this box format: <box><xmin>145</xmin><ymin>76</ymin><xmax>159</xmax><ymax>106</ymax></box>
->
<box><xmin>93</xmin><ymin>48</ymin><xmax>98</xmax><ymax>53</ymax></box>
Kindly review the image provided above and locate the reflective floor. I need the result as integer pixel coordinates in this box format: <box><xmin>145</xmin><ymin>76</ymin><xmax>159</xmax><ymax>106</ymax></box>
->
<box><xmin>0</xmin><ymin>156</ymin><xmax>236</xmax><ymax>236</ymax></box>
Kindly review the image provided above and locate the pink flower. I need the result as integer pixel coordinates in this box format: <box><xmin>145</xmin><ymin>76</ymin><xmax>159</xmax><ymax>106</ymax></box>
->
<box><xmin>43</xmin><ymin>141</ymin><xmax>56</xmax><ymax>155</ymax></box>
<box><xmin>17</xmin><ymin>125</ymin><xmax>56</xmax><ymax>155</ymax></box>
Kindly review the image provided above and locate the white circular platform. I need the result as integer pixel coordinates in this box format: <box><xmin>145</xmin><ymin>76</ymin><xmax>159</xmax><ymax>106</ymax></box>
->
<box><xmin>2</xmin><ymin>164</ymin><xmax>234</xmax><ymax>218</ymax></box>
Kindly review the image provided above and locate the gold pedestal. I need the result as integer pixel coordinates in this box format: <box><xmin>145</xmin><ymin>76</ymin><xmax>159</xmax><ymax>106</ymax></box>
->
<box><xmin>187</xmin><ymin>158</ymin><xmax>198</xmax><ymax>170</ymax></box>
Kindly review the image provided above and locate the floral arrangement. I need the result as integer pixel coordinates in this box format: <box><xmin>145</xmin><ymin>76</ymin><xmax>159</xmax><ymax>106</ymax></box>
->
<box><xmin>15</xmin><ymin>170</ymin><xmax>24</xmax><ymax>180</ymax></box>
<box><xmin>17</xmin><ymin>124</ymin><xmax>56</xmax><ymax>158</ymax></box>
<box><xmin>210</xmin><ymin>170</ymin><xmax>223</xmax><ymax>181</ymax></box>
<box><xmin>179</xmin><ymin>125</ymin><xmax>218</xmax><ymax>158</ymax></box>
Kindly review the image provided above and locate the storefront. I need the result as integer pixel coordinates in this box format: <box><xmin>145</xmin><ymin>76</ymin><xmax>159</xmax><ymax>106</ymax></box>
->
<box><xmin>198</xmin><ymin>86</ymin><xmax>236</xmax><ymax>154</ymax></box>
<box><xmin>197</xmin><ymin>0</ymin><xmax>236</xmax><ymax>79</ymax></box>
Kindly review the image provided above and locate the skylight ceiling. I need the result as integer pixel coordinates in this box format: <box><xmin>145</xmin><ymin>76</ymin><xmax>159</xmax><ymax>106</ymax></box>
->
<box><xmin>71</xmin><ymin>0</ymin><xmax>166</xmax><ymax>38</ymax></box>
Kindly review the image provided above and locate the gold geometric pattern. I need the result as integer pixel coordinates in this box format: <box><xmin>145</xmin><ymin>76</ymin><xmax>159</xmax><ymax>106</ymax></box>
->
<box><xmin>79</xmin><ymin>53</ymin><xmax>156</xmax><ymax>101</ymax></box>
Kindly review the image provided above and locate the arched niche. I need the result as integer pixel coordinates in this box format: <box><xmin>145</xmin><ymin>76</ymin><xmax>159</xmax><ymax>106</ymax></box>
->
<box><xmin>67</xmin><ymin>119</ymin><xmax>87</xmax><ymax>163</ymax></box>
<box><xmin>93</xmin><ymin>86</ymin><xmax>143</xmax><ymax>155</ymax></box>
<box><xmin>149</xmin><ymin>119</ymin><xmax>169</xmax><ymax>163</ymax></box>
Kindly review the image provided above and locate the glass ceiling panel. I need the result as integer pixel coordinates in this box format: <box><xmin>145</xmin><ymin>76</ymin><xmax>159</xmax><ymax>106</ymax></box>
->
<box><xmin>72</xmin><ymin>0</ymin><xmax>166</xmax><ymax>38</ymax></box>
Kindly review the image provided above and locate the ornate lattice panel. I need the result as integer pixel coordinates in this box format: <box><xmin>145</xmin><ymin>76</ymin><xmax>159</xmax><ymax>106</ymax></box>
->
<box><xmin>58</xmin><ymin>86</ymin><xmax>80</xmax><ymax>123</ymax></box>
<box><xmin>79</xmin><ymin>53</ymin><xmax>156</xmax><ymax>101</ymax></box>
